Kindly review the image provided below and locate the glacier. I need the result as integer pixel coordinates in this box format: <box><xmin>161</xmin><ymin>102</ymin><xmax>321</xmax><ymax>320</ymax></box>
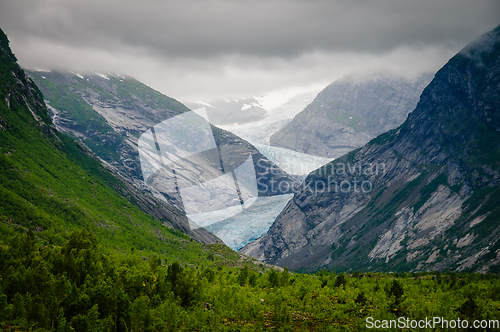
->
<box><xmin>253</xmin><ymin>143</ymin><xmax>332</xmax><ymax>177</ymax></box>
<box><xmin>203</xmin><ymin>194</ymin><xmax>294</xmax><ymax>251</ymax></box>
<box><xmin>195</xmin><ymin>143</ymin><xmax>332</xmax><ymax>250</ymax></box>
<box><xmin>190</xmin><ymin>90</ymin><xmax>339</xmax><ymax>250</ymax></box>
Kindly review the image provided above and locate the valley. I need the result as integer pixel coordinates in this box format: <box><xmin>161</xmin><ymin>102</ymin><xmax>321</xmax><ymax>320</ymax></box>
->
<box><xmin>0</xmin><ymin>5</ymin><xmax>499</xmax><ymax>329</ymax></box>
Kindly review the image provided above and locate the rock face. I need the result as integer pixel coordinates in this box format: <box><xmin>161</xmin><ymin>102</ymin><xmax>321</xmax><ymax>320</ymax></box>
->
<box><xmin>241</xmin><ymin>26</ymin><xmax>500</xmax><ymax>273</ymax></box>
<box><xmin>28</xmin><ymin>71</ymin><xmax>294</xmax><ymax>242</ymax></box>
<box><xmin>270</xmin><ymin>73</ymin><xmax>432</xmax><ymax>158</ymax></box>
<box><xmin>0</xmin><ymin>31</ymin><xmax>60</xmax><ymax>146</ymax></box>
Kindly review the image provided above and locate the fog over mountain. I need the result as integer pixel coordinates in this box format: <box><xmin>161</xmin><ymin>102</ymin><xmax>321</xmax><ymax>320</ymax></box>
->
<box><xmin>1</xmin><ymin>1</ymin><xmax>498</xmax><ymax>101</ymax></box>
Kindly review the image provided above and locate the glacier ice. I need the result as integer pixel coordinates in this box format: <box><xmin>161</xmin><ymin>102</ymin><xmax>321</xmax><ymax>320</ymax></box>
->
<box><xmin>202</xmin><ymin>194</ymin><xmax>294</xmax><ymax>250</ymax></box>
<box><xmin>194</xmin><ymin>90</ymin><xmax>338</xmax><ymax>251</ymax></box>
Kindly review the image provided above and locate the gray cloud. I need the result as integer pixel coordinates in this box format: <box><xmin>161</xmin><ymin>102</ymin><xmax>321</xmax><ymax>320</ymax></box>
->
<box><xmin>2</xmin><ymin>0</ymin><xmax>499</xmax><ymax>58</ymax></box>
<box><xmin>0</xmin><ymin>0</ymin><xmax>499</xmax><ymax>100</ymax></box>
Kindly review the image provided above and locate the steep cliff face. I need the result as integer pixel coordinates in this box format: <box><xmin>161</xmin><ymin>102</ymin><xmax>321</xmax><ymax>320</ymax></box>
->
<box><xmin>241</xmin><ymin>26</ymin><xmax>500</xmax><ymax>273</ymax></box>
<box><xmin>0</xmin><ymin>32</ymin><xmax>59</xmax><ymax>146</ymax></box>
<box><xmin>270</xmin><ymin>73</ymin><xmax>432</xmax><ymax>158</ymax></box>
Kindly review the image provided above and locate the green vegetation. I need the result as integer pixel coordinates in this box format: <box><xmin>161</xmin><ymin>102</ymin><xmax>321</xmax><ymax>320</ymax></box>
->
<box><xmin>368</xmin><ymin>127</ymin><xmax>398</xmax><ymax>146</ymax></box>
<box><xmin>27</xmin><ymin>71</ymin><xmax>123</xmax><ymax>160</ymax></box>
<box><xmin>27</xmin><ymin>72</ymin><xmax>113</xmax><ymax>135</ymax></box>
<box><xmin>1</xmin><ymin>232</ymin><xmax>500</xmax><ymax>331</ymax></box>
<box><xmin>0</xmin><ymin>89</ymin><xmax>197</xmax><ymax>258</ymax></box>
<box><xmin>453</xmin><ymin>186</ymin><xmax>500</xmax><ymax>242</ymax></box>
<box><xmin>26</xmin><ymin>70</ymin><xmax>194</xmax><ymax>162</ymax></box>
<box><xmin>0</xmin><ymin>28</ymin><xmax>243</xmax><ymax>265</ymax></box>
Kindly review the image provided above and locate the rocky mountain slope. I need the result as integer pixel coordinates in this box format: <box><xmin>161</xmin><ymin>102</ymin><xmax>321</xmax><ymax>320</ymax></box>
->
<box><xmin>28</xmin><ymin>71</ymin><xmax>227</xmax><ymax>243</ymax></box>
<box><xmin>0</xmin><ymin>27</ymin><xmax>220</xmax><ymax>251</ymax></box>
<box><xmin>241</xmin><ymin>26</ymin><xmax>500</xmax><ymax>273</ymax></box>
<box><xmin>28</xmin><ymin>71</ymin><xmax>294</xmax><ymax>201</ymax></box>
<box><xmin>270</xmin><ymin>73</ymin><xmax>432</xmax><ymax>158</ymax></box>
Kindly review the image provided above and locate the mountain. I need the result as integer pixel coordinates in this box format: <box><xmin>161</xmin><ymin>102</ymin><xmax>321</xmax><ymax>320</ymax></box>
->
<box><xmin>241</xmin><ymin>26</ymin><xmax>500</xmax><ymax>273</ymax></box>
<box><xmin>26</xmin><ymin>70</ymin><xmax>296</xmax><ymax>249</ymax></box>
<box><xmin>27</xmin><ymin>71</ymin><xmax>295</xmax><ymax>202</ymax></box>
<box><xmin>196</xmin><ymin>91</ymin><xmax>325</xmax><ymax>176</ymax></box>
<box><xmin>270</xmin><ymin>73</ymin><xmax>432</xmax><ymax>158</ymax></box>
<box><xmin>0</xmin><ymin>27</ymin><xmax>223</xmax><ymax>254</ymax></box>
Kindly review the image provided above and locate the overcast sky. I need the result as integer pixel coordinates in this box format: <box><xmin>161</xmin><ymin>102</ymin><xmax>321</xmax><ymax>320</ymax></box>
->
<box><xmin>1</xmin><ymin>0</ymin><xmax>499</xmax><ymax>103</ymax></box>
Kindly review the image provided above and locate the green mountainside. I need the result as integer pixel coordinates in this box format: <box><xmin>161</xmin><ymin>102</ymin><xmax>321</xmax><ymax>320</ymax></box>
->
<box><xmin>22</xmin><ymin>70</ymin><xmax>224</xmax><ymax>243</ymax></box>
<box><xmin>26</xmin><ymin>70</ymin><xmax>190</xmax><ymax>164</ymax></box>
<box><xmin>0</xmin><ymin>29</ymin><xmax>227</xmax><ymax>259</ymax></box>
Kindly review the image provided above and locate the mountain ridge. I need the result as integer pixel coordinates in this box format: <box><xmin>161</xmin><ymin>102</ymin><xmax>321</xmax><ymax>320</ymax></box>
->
<box><xmin>270</xmin><ymin>73</ymin><xmax>433</xmax><ymax>159</ymax></box>
<box><xmin>27</xmin><ymin>70</ymin><xmax>296</xmax><ymax>246</ymax></box>
<box><xmin>241</xmin><ymin>25</ymin><xmax>500</xmax><ymax>273</ymax></box>
<box><xmin>28</xmin><ymin>70</ymin><xmax>295</xmax><ymax>199</ymax></box>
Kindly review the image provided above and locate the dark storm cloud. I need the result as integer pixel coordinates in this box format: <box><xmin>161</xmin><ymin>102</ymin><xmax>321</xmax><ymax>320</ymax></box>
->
<box><xmin>1</xmin><ymin>0</ymin><xmax>499</xmax><ymax>59</ymax></box>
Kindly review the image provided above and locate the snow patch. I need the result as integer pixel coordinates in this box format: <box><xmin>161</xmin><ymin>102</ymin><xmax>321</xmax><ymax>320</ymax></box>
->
<box><xmin>96</xmin><ymin>73</ymin><xmax>110</xmax><ymax>80</ymax></box>
<box><xmin>194</xmin><ymin>100</ymin><xmax>214</xmax><ymax>108</ymax></box>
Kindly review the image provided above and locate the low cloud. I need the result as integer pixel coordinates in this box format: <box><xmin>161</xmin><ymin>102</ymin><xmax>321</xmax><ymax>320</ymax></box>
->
<box><xmin>1</xmin><ymin>0</ymin><xmax>498</xmax><ymax>101</ymax></box>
